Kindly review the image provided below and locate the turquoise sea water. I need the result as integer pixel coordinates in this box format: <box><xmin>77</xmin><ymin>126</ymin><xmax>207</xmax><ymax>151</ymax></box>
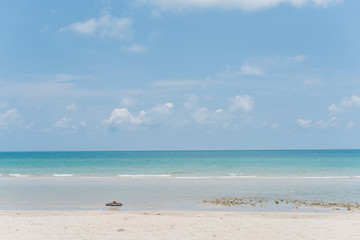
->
<box><xmin>0</xmin><ymin>150</ymin><xmax>360</xmax><ymax>211</ymax></box>
<box><xmin>1</xmin><ymin>150</ymin><xmax>360</xmax><ymax>178</ymax></box>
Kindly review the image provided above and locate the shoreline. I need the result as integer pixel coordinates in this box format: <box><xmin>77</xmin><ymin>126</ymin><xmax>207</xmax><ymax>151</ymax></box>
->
<box><xmin>1</xmin><ymin>177</ymin><xmax>360</xmax><ymax>212</ymax></box>
<box><xmin>1</xmin><ymin>210</ymin><xmax>360</xmax><ymax>240</ymax></box>
<box><xmin>1</xmin><ymin>175</ymin><xmax>360</xmax><ymax>179</ymax></box>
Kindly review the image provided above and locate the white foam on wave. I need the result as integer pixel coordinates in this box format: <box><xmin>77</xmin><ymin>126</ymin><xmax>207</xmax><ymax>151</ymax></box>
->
<box><xmin>174</xmin><ymin>176</ymin><xmax>211</xmax><ymax>179</ymax></box>
<box><xmin>226</xmin><ymin>174</ymin><xmax>356</xmax><ymax>180</ymax></box>
<box><xmin>174</xmin><ymin>175</ymin><xmax>259</xmax><ymax>179</ymax></box>
<box><xmin>225</xmin><ymin>174</ymin><xmax>258</xmax><ymax>179</ymax></box>
<box><xmin>9</xmin><ymin>174</ymin><xmax>30</xmax><ymax>177</ymax></box>
<box><xmin>114</xmin><ymin>174</ymin><xmax>359</xmax><ymax>180</ymax></box>
<box><xmin>3</xmin><ymin>173</ymin><xmax>358</xmax><ymax>180</ymax></box>
<box><xmin>117</xmin><ymin>174</ymin><xmax>172</xmax><ymax>179</ymax></box>
<box><xmin>53</xmin><ymin>174</ymin><xmax>74</xmax><ymax>177</ymax></box>
<box><xmin>173</xmin><ymin>175</ymin><xmax>358</xmax><ymax>180</ymax></box>
<box><xmin>281</xmin><ymin>176</ymin><xmax>352</xmax><ymax>179</ymax></box>
<box><xmin>229</xmin><ymin>173</ymin><xmax>241</xmax><ymax>176</ymax></box>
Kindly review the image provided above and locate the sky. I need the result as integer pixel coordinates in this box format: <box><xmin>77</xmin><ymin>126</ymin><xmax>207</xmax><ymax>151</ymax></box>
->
<box><xmin>1</xmin><ymin>0</ymin><xmax>360</xmax><ymax>151</ymax></box>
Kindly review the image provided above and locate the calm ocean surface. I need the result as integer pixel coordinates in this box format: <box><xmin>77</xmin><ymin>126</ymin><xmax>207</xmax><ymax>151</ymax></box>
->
<box><xmin>1</xmin><ymin>150</ymin><xmax>360</xmax><ymax>211</ymax></box>
<box><xmin>1</xmin><ymin>150</ymin><xmax>360</xmax><ymax>178</ymax></box>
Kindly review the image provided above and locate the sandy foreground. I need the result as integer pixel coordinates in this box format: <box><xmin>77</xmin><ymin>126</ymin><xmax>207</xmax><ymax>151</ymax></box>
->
<box><xmin>1</xmin><ymin>210</ymin><xmax>360</xmax><ymax>240</ymax></box>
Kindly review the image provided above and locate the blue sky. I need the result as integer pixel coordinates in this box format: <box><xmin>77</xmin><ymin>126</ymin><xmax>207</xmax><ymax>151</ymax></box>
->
<box><xmin>1</xmin><ymin>0</ymin><xmax>360</xmax><ymax>151</ymax></box>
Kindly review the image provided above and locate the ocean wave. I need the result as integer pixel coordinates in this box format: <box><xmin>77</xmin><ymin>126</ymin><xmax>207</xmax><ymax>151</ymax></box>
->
<box><xmin>225</xmin><ymin>174</ymin><xmax>258</xmax><ymax>179</ymax></box>
<box><xmin>9</xmin><ymin>174</ymin><xmax>30</xmax><ymax>177</ymax></box>
<box><xmin>117</xmin><ymin>174</ymin><xmax>172</xmax><ymax>179</ymax></box>
<box><xmin>174</xmin><ymin>176</ymin><xmax>212</xmax><ymax>179</ymax></box>
<box><xmin>0</xmin><ymin>173</ymin><xmax>359</xmax><ymax>180</ymax></box>
<box><xmin>294</xmin><ymin>176</ymin><xmax>351</xmax><ymax>179</ymax></box>
<box><xmin>173</xmin><ymin>175</ymin><xmax>359</xmax><ymax>180</ymax></box>
<box><xmin>224</xmin><ymin>176</ymin><xmax>353</xmax><ymax>179</ymax></box>
<box><xmin>53</xmin><ymin>174</ymin><xmax>74</xmax><ymax>177</ymax></box>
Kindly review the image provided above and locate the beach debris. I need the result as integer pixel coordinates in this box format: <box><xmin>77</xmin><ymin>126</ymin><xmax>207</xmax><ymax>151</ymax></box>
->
<box><xmin>117</xmin><ymin>228</ymin><xmax>125</xmax><ymax>232</ymax></box>
<box><xmin>106</xmin><ymin>200</ymin><xmax>123</xmax><ymax>207</ymax></box>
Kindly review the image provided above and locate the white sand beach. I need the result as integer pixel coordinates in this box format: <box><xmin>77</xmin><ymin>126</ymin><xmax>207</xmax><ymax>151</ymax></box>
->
<box><xmin>1</xmin><ymin>210</ymin><xmax>359</xmax><ymax>240</ymax></box>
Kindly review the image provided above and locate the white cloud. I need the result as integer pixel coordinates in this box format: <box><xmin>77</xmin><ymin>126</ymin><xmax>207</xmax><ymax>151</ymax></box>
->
<box><xmin>65</xmin><ymin>104</ymin><xmax>78</xmax><ymax>111</ymax></box>
<box><xmin>0</xmin><ymin>109</ymin><xmax>21</xmax><ymax>130</ymax></box>
<box><xmin>312</xmin><ymin>0</ymin><xmax>342</xmax><ymax>7</ymax></box>
<box><xmin>328</xmin><ymin>103</ymin><xmax>342</xmax><ymax>113</ymax></box>
<box><xmin>150</xmin><ymin>102</ymin><xmax>174</xmax><ymax>114</ymax></box>
<box><xmin>53</xmin><ymin>117</ymin><xmax>72</xmax><ymax>128</ymax></box>
<box><xmin>240</xmin><ymin>62</ymin><xmax>264</xmax><ymax>76</ymax></box>
<box><xmin>297</xmin><ymin>118</ymin><xmax>312</xmax><ymax>128</ymax></box>
<box><xmin>60</xmin><ymin>9</ymin><xmax>133</xmax><ymax>39</ymax></box>
<box><xmin>327</xmin><ymin>95</ymin><xmax>360</xmax><ymax>114</ymax></box>
<box><xmin>315</xmin><ymin>117</ymin><xmax>337</xmax><ymax>129</ymax></box>
<box><xmin>193</xmin><ymin>107</ymin><xmax>212</xmax><ymax>124</ymax></box>
<box><xmin>51</xmin><ymin>117</ymin><xmax>79</xmax><ymax>132</ymax></box>
<box><xmin>102</xmin><ymin>108</ymin><xmax>148</xmax><ymax>129</ymax></box>
<box><xmin>297</xmin><ymin>117</ymin><xmax>338</xmax><ymax>129</ymax></box>
<box><xmin>346</xmin><ymin>121</ymin><xmax>355</xmax><ymax>129</ymax></box>
<box><xmin>214</xmin><ymin>109</ymin><xmax>223</xmax><ymax>114</ymax></box>
<box><xmin>228</xmin><ymin>95</ymin><xmax>254</xmax><ymax>112</ymax></box>
<box><xmin>102</xmin><ymin>102</ymin><xmax>175</xmax><ymax>130</ymax></box>
<box><xmin>136</xmin><ymin>0</ymin><xmax>342</xmax><ymax>11</ymax></box>
<box><xmin>341</xmin><ymin>95</ymin><xmax>360</xmax><ymax>108</ymax></box>
<box><xmin>218</xmin><ymin>55</ymin><xmax>306</xmax><ymax>78</ymax></box>
<box><xmin>218</xmin><ymin>63</ymin><xmax>264</xmax><ymax>78</ymax></box>
<box><xmin>123</xmin><ymin>44</ymin><xmax>147</xmax><ymax>53</ymax></box>
<box><xmin>193</xmin><ymin>107</ymin><xmax>228</xmax><ymax>126</ymax></box>
<box><xmin>121</xmin><ymin>97</ymin><xmax>137</xmax><ymax>107</ymax></box>
<box><xmin>62</xmin><ymin>19</ymin><xmax>97</xmax><ymax>35</ymax></box>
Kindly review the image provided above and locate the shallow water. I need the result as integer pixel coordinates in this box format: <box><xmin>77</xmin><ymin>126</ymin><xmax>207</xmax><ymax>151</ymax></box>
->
<box><xmin>0</xmin><ymin>177</ymin><xmax>359</xmax><ymax>212</ymax></box>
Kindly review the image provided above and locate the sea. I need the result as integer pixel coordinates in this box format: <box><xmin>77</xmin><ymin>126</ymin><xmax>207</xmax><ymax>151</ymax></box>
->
<box><xmin>0</xmin><ymin>150</ymin><xmax>360</xmax><ymax>211</ymax></box>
